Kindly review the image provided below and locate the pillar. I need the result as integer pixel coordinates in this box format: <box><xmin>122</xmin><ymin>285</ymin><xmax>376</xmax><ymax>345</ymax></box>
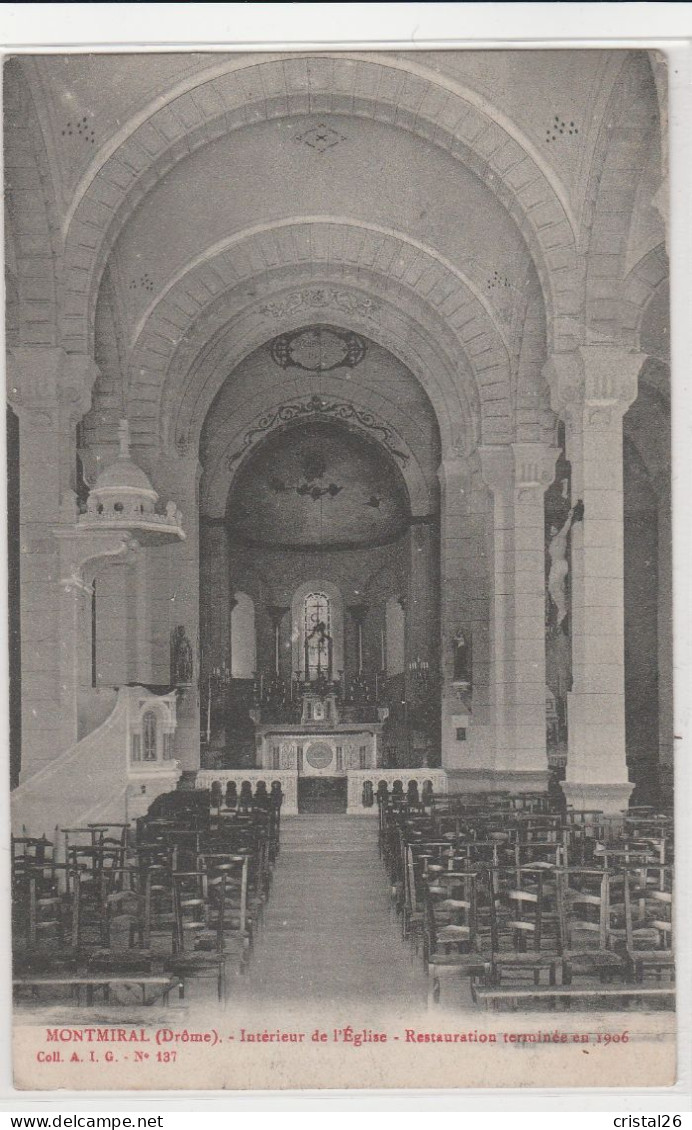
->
<box><xmin>347</xmin><ymin>604</ymin><xmax>368</xmax><ymax>676</ymax></box>
<box><xmin>153</xmin><ymin>450</ymin><xmax>202</xmax><ymax>773</ymax></box>
<box><xmin>479</xmin><ymin>441</ymin><xmax>558</xmax><ymax>789</ymax></box>
<box><xmin>266</xmin><ymin>605</ymin><xmax>290</xmax><ymax>677</ymax></box>
<box><xmin>656</xmin><ymin>483</ymin><xmax>673</xmax><ymax>804</ymax></box>
<box><xmin>406</xmin><ymin>520</ymin><xmax>436</xmax><ymax>670</ymax></box>
<box><xmin>438</xmin><ymin>453</ymin><xmax>493</xmax><ymax>772</ymax></box>
<box><xmin>546</xmin><ymin>346</ymin><xmax>646</xmax><ymax>814</ymax></box>
<box><xmin>200</xmin><ymin>520</ymin><xmax>230</xmax><ymax>676</ymax></box>
<box><xmin>7</xmin><ymin>348</ymin><xmax>97</xmax><ymax>780</ymax></box>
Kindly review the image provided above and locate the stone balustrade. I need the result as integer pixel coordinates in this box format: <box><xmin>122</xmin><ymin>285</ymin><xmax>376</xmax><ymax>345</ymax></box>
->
<box><xmin>195</xmin><ymin>768</ymin><xmax>448</xmax><ymax>815</ymax></box>
<box><xmin>346</xmin><ymin>769</ymin><xmax>448</xmax><ymax>814</ymax></box>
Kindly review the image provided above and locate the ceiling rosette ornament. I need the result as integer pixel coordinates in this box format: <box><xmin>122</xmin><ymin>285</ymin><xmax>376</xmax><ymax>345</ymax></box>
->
<box><xmin>270</xmin><ymin>326</ymin><xmax>366</xmax><ymax>372</ymax></box>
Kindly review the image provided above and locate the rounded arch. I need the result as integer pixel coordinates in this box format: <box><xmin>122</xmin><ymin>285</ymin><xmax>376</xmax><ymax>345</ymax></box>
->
<box><xmin>158</xmin><ymin>266</ymin><xmax>485</xmax><ymax>459</ymax></box>
<box><xmin>621</xmin><ymin>243</ymin><xmax>669</xmax><ymax>358</ymax></box>
<box><xmin>203</xmin><ymin>404</ymin><xmax>432</xmax><ymax>521</ymax></box>
<box><xmin>4</xmin><ymin>59</ymin><xmax>61</xmax><ymax>349</ymax></box>
<box><xmin>61</xmin><ymin>54</ymin><xmax>576</xmax><ymax>357</ymax></box>
<box><xmin>119</xmin><ymin>221</ymin><xmax>522</xmax><ymax>458</ymax></box>
<box><xmin>583</xmin><ymin>53</ymin><xmax>663</xmax><ymax>341</ymax></box>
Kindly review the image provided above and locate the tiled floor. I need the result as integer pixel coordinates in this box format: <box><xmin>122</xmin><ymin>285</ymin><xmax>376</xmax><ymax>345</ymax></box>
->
<box><xmin>236</xmin><ymin>815</ymin><xmax>428</xmax><ymax>1010</ymax></box>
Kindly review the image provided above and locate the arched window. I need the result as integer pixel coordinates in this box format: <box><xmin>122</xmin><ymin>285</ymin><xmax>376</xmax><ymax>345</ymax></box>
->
<box><xmin>291</xmin><ymin>582</ymin><xmax>343</xmax><ymax>677</ymax></box>
<box><xmin>304</xmin><ymin>592</ymin><xmax>331</xmax><ymax>678</ymax></box>
<box><xmin>231</xmin><ymin>592</ymin><xmax>256</xmax><ymax>678</ymax></box>
<box><xmin>386</xmin><ymin>596</ymin><xmax>405</xmax><ymax>676</ymax></box>
<box><xmin>143</xmin><ymin>711</ymin><xmax>157</xmax><ymax>761</ymax></box>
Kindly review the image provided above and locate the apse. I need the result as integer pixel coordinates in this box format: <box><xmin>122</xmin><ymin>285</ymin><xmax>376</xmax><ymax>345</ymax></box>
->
<box><xmin>226</xmin><ymin>420</ymin><xmax>411</xmax><ymax>549</ymax></box>
<box><xmin>198</xmin><ymin>331</ymin><xmax>442</xmax><ymax>778</ymax></box>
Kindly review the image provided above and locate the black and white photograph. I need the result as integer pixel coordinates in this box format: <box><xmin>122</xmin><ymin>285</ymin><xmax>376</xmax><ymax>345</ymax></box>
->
<box><xmin>4</xmin><ymin>35</ymin><xmax>679</xmax><ymax>1093</ymax></box>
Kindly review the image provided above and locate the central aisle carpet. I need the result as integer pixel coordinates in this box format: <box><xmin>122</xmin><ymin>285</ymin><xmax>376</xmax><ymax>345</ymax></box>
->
<box><xmin>238</xmin><ymin>815</ymin><xmax>427</xmax><ymax>1009</ymax></box>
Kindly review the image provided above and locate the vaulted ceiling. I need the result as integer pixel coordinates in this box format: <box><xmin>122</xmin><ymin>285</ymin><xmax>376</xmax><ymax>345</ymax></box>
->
<box><xmin>5</xmin><ymin>49</ymin><xmax>667</xmax><ymax>491</ymax></box>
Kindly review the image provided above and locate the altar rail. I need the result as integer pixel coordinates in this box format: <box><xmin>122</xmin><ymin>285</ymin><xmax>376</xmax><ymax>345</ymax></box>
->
<box><xmin>346</xmin><ymin>769</ymin><xmax>448</xmax><ymax>814</ymax></box>
<box><xmin>194</xmin><ymin>768</ymin><xmax>448</xmax><ymax>816</ymax></box>
<box><xmin>195</xmin><ymin>770</ymin><xmax>299</xmax><ymax>814</ymax></box>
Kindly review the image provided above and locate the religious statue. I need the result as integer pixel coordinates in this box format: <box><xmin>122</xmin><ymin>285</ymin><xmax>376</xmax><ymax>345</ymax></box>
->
<box><xmin>547</xmin><ymin>500</ymin><xmax>584</xmax><ymax>630</ymax></box>
<box><xmin>452</xmin><ymin>628</ymin><xmax>472</xmax><ymax>684</ymax></box>
<box><xmin>170</xmin><ymin>625</ymin><xmax>194</xmax><ymax>685</ymax></box>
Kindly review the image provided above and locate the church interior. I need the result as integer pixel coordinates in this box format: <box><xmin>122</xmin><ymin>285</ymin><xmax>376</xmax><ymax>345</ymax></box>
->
<box><xmin>6</xmin><ymin>50</ymin><xmax>674</xmax><ymax>1017</ymax></box>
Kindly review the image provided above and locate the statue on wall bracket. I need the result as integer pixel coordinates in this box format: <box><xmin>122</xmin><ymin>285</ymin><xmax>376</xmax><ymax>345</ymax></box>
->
<box><xmin>452</xmin><ymin>628</ymin><xmax>472</xmax><ymax>685</ymax></box>
<box><xmin>170</xmin><ymin>625</ymin><xmax>194</xmax><ymax>686</ymax></box>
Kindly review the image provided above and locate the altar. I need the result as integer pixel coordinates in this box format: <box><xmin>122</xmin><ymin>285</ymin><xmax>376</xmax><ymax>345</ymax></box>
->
<box><xmin>256</xmin><ymin>723</ymin><xmax>382</xmax><ymax>774</ymax></box>
<box><xmin>256</xmin><ymin>690</ymin><xmax>382</xmax><ymax>774</ymax></box>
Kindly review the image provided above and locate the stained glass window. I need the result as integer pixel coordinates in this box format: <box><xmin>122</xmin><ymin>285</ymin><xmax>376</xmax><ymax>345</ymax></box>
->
<box><xmin>304</xmin><ymin>592</ymin><xmax>331</xmax><ymax>678</ymax></box>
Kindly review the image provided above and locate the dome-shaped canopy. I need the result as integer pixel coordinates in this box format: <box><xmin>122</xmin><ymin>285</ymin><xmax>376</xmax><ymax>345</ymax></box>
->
<box><xmin>90</xmin><ymin>420</ymin><xmax>158</xmax><ymax>507</ymax></box>
<box><xmin>93</xmin><ymin>455</ymin><xmax>158</xmax><ymax>498</ymax></box>
<box><xmin>79</xmin><ymin>420</ymin><xmax>185</xmax><ymax>543</ymax></box>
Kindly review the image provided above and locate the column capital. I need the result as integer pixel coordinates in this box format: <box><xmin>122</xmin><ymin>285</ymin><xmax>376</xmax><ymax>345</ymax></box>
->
<box><xmin>7</xmin><ymin>347</ymin><xmax>98</xmax><ymax>425</ymax></box>
<box><xmin>544</xmin><ymin>346</ymin><xmax>647</xmax><ymax>419</ymax></box>
<box><xmin>478</xmin><ymin>444</ymin><xmax>514</xmax><ymax>494</ymax></box>
<box><xmin>512</xmin><ymin>442</ymin><xmax>560</xmax><ymax>492</ymax></box>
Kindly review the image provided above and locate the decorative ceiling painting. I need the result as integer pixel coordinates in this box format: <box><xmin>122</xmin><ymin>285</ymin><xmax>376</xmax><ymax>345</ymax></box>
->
<box><xmin>226</xmin><ymin>421</ymin><xmax>410</xmax><ymax>549</ymax></box>
<box><xmin>269</xmin><ymin>326</ymin><xmax>366</xmax><ymax>372</ymax></box>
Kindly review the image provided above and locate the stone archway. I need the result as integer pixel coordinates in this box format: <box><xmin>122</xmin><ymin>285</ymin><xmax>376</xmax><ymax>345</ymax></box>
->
<box><xmin>60</xmin><ymin>54</ymin><xmax>577</xmax><ymax>358</ymax></box>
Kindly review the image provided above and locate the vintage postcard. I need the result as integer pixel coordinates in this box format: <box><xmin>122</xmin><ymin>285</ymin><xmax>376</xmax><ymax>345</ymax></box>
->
<box><xmin>5</xmin><ymin>43</ymin><xmax>677</xmax><ymax>1093</ymax></box>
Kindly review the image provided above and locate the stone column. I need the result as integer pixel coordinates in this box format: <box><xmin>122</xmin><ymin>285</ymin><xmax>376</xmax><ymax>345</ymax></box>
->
<box><xmin>478</xmin><ymin>447</ymin><xmax>515</xmax><ymax>768</ymax></box>
<box><xmin>266</xmin><ymin>605</ymin><xmax>290</xmax><ymax>677</ymax></box>
<box><xmin>406</xmin><ymin>520</ymin><xmax>436</xmax><ymax>670</ymax></box>
<box><xmin>438</xmin><ymin>453</ymin><xmax>493</xmax><ymax>772</ymax></box>
<box><xmin>347</xmin><ymin>604</ymin><xmax>369</xmax><ymax>676</ymax></box>
<box><xmin>199</xmin><ymin>520</ymin><xmax>230</xmax><ymax>676</ymax></box>
<box><xmin>479</xmin><ymin>442</ymin><xmax>557</xmax><ymax>788</ymax></box>
<box><xmin>153</xmin><ymin>450</ymin><xmax>201</xmax><ymax>773</ymax></box>
<box><xmin>656</xmin><ymin>483</ymin><xmax>673</xmax><ymax>804</ymax></box>
<box><xmin>7</xmin><ymin>348</ymin><xmax>97</xmax><ymax>779</ymax></box>
<box><xmin>546</xmin><ymin>346</ymin><xmax>646</xmax><ymax>813</ymax></box>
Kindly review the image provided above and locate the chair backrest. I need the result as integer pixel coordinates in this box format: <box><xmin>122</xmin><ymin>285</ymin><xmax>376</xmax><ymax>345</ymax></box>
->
<box><xmin>424</xmin><ymin>870</ymin><xmax>478</xmax><ymax>952</ymax></box>
<box><xmin>623</xmin><ymin>867</ymin><xmax>674</xmax><ymax>952</ymax></box>
<box><xmin>492</xmin><ymin>867</ymin><xmax>555</xmax><ymax>953</ymax></box>
<box><xmin>557</xmin><ymin>868</ymin><xmax>618</xmax><ymax>953</ymax></box>
<box><xmin>172</xmin><ymin>870</ymin><xmax>225</xmax><ymax>953</ymax></box>
<box><xmin>197</xmin><ymin>853</ymin><xmax>249</xmax><ymax>936</ymax></box>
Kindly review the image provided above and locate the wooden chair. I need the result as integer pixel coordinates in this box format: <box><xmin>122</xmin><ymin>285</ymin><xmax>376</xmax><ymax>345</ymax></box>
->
<box><xmin>197</xmin><ymin>853</ymin><xmax>252</xmax><ymax>965</ymax></box>
<box><xmin>99</xmin><ymin>866</ymin><xmax>148</xmax><ymax>949</ymax></box>
<box><xmin>166</xmin><ymin>870</ymin><xmax>227</xmax><ymax>1004</ymax></box>
<box><xmin>556</xmin><ymin>868</ymin><xmax>626</xmax><ymax>985</ymax></box>
<box><xmin>623</xmin><ymin>868</ymin><xmax>675</xmax><ymax>984</ymax></box>
<box><xmin>423</xmin><ymin>870</ymin><xmax>492</xmax><ymax>1005</ymax></box>
<box><xmin>487</xmin><ymin>866</ymin><xmax>561</xmax><ymax>989</ymax></box>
